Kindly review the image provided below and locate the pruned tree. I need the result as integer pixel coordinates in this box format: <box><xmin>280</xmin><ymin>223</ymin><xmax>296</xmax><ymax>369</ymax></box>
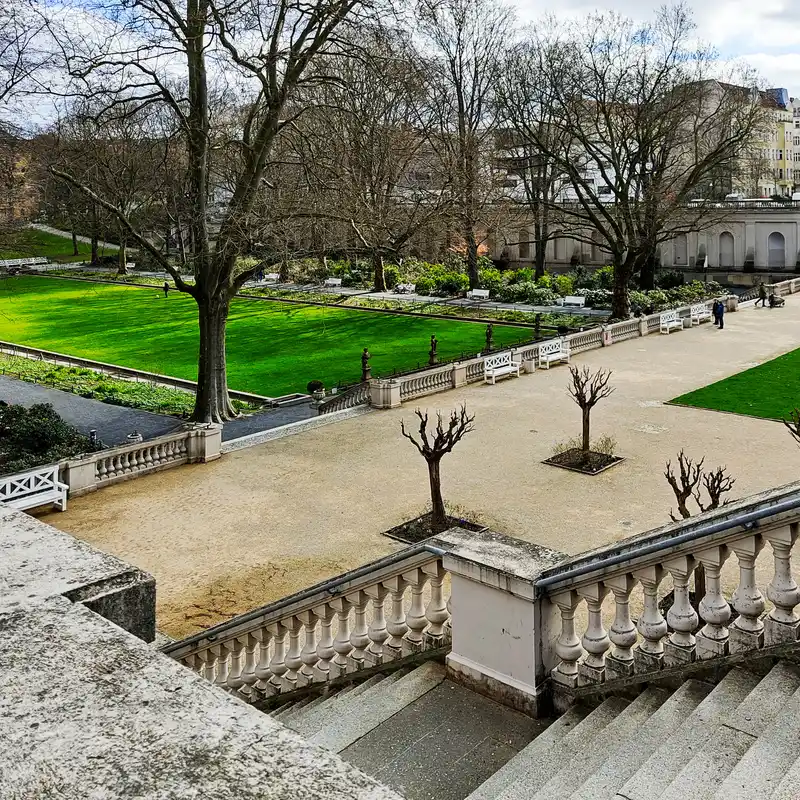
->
<box><xmin>401</xmin><ymin>404</ymin><xmax>474</xmax><ymax>533</ymax></box>
<box><xmin>417</xmin><ymin>0</ymin><xmax>513</xmax><ymax>288</ymax></box>
<box><xmin>567</xmin><ymin>365</ymin><xmax>614</xmax><ymax>456</ymax></box>
<box><xmin>39</xmin><ymin>0</ymin><xmax>376</xmax><ymax>422</ymax></box>
<box><xmin>783</xmin><ymin>408</ymin><xmax>800</xmax><ymax>446</ymax></box>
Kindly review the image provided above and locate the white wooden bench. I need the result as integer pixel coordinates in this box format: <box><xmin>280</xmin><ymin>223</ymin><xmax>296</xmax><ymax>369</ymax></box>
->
<box><xmin>484</xmin><ymin>351</ymin><xmax>521</xmax><ymax>384</ymax></box>
<box><xmin>264</xmin><ymin>273</ymin><xmax>279</xmax><ymax>282</ymax></box>
<box><xmin>659</xmin><ymin>310</ymin><xmax>682</xmax><ymax>334</ymax></box>
<box><xmin>323</xmin><ymin>277</ymin><xmax>342</xmax><ymax>288</ymax></box>
<box><xmin>396</xmin><ymin>283</ymin><xmax>416</xmax><ymax>294</ymax></box>
<box><xmin>690</xmin><ymin>303</ymin><xmax>712</xmax><ymax>325</ymax></box>
<box><xmin>467</xmin><ymin>288</ymin><xmax>490</xmax><ymax>300</ymax></box>
<box><xmin>0</xmin><ymin>256</ymin><xmax>49</xmax><ymax>269</ymax></box>
<box><xmin>0</xmin><ymin>464</ymin><xmax>68</xmax><ymax>512</ymax></box>
<box><xmin>538</xmin><ymin>338</ymin><xmax>570</xmax><ymax>369</ymax></box>
<box><xmin>562</xmin><ymin>295</ymin><xmax>586</xmax><ymax>308</ymax></box>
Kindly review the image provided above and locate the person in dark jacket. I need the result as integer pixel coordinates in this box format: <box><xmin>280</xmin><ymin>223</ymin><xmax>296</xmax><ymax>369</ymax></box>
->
<box><xmin>712</xmin><ymin>299</ymin><xmax>720</xmax><ymax>326</ymax></box>
<box><xmin>163</xmin><ymin>280</ymin><xmax>169</xmax><ymax>298</ymax></box>
<box><xmin>756</xmin><ymin>281</ymin><xmax>768</xmax><ymax>307</ymax></box>
<box><xmin>717</xmin><ymin>299</ymin><xmax>725</xmax><ymax>329</ymax></box>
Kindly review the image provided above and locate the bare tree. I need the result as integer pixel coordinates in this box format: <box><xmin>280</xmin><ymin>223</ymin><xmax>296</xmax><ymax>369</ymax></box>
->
<box><xmin>401</xmin><ymin>404</ymin><xmax>474</xmax><ymax>533</ymax></box>
<box><xmin>567</xmin><ymin>365</ymin><xmax>614</xmax><ymax>456</ymax></box>
<box><xmin>417</xmin><ymin>0</ymin><xmax>513</xmax><ymax>288</ymax></box>
<box><xmin>500</xmin><ymin>5</ymin><xmax>769</xmax><ymax>316</ymax></box>
<box><xmin>40</xmin><ymin>0</ymin><xmax>375</xmax><ymax>422</ymax></box>
<box><xmin>783</xmin><ymin>409</ymin><xmax>800</xmax><ymax>446</ymax></box>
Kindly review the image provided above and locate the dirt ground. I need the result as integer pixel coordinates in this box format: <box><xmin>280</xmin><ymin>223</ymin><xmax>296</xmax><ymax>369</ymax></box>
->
<box><xmin>43</xmin><ymin>300</ymin><xmax>800</xmax><ymax>639</ymax></box>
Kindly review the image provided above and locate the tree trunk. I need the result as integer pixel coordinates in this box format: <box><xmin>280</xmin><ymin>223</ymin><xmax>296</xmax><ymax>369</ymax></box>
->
<box><xmin>373</xmin><ymin>251</ymin><xmax>386</xmax><ymax>292</ymax></box>
<box><xmin>118</xmin><ymin>240</ymin><xmax>128</xmax><ymax>274</ymax></box>
<box><xmin>534</xmin><ymin>239</ymin><xmax>547</xmax><ymax>279</ymax></box>
<box><xmin>91</xmin><ymin>205</ymin><xmax>99</xmax><ymax>263</ymax></box>
<box><xmin>638</xmin><ymin>250</ymin><xmax>656</xmax><ymax>290</ymax></box>
<box><xmin>192</xmin><ymin>294</ymin><xmax>238</xmax><ymax>423</ymax></box>
<box><xmin>465</xmin><ymin>229</ymin><xmax>479</xmax><ymax>289</ymax></box>
<box><xmin>582</xmin><ymin>407</ymin><xmax>591</xmax><ymax>454</ymax></box>
<box><xmin>611</xmin><ymin>255</ymin><xmax>634</xmax><ymax>319</ymax></box>
<box><xmin>279</xmin><ymin>258</ymin><xmax>289</xmax><ymax>283</ymax></box>
<box><xmin>71</xmin><ymin>229</ymin><xmax>79</xmax><ymax>257</ymax></box>
<box><xmin>428</xmin><ymin>458</ymin><xmax>448</xmax><ymax>533</ymax></box>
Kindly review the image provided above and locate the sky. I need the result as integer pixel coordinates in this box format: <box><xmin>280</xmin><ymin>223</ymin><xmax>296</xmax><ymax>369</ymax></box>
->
<box><xmin>513</xmin><ymin>0</ymin><xmax>800</xmax><ymax>94</ymax></box>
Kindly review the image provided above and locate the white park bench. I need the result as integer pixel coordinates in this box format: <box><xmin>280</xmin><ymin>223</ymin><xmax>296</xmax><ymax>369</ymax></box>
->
<box><xmin>396</xmin><ymin>283</ymin><xmax>416</xmax><ymax>294</ymax></box>
<box><xmin>538</xmin><ymin>337</ymin><xmax>570</xmax><ymax>369</ymax></box>
<box><xmin>323</xmin><ymin>277</ymin><xmax>343</xmax><ymax>288</ymax></box>
<box><xmin>467</xmin><ymin>288</ymin><xmax>490</xmax><ymax>300</ymax></box>
<box><xmin>0</xmin><ymin>464</ymin><xmax>68</xmax><ymax>512</ymax></box>
<box><xmin>690</xmin><ymin>302</ymin><xmax>712</xmax><ymax>325</ymax></box>
<box><xmin>484</xmin><ymin>351</ymin><xmax>521</xmax><ymax>384</ymax></box>
<box><xmin>264</xmin><ymin>273</ymin><xmax>279</xmax><ymax>282</ymax></box>
<box><xmin>0</xmin><ymin>256</ymin><xmax>49</xmax><ymax>269</ymax></box>
<box><xmin>562</xmin><ymin>295</ymin><xmax>586</xmax><ymax>308</ymax></box>
<box><xmin>659</xmin><ymin>309</ymin><xmax>683</xmax><ymax>334</ymax></box>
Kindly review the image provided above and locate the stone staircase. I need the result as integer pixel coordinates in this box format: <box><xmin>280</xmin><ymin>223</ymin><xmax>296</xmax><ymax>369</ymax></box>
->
<box><xmin>269</xmin><ymin>659</ymin><xmax>800</xmax><ymax>800</ymax></box>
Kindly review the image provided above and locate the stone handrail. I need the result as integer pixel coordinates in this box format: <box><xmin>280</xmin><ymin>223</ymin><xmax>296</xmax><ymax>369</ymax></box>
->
<box><xmin>163</xmin><ymin>541</ymin><xmax>451</xmax><ymax>703</ymax></box>
<box><xmin>60</xmin><ymin>424</ymin><xmax>221</xmax><ymax>496</ymax></box>
<box><xmin>317</xmin><ymin>382</ymin><xmax>370</xmax><ymax>415</ymax></box>
<box><xmin>536</xmin><ymin>483</ymin><xmax>800</xmax><ymax>690</ymax></box>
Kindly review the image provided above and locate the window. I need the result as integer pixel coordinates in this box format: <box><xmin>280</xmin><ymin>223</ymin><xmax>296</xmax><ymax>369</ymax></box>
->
<box><xmin>780</xmin><ymin>150</ymin><xmax>784</xmax><ymax>160</ymax></box>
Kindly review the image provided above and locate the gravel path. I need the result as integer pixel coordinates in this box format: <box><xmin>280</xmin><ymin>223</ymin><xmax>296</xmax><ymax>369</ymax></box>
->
<box><xmin>44</xmin><ymin>301</ymin><xmax>800</xmax><ymax>638</ymax></box>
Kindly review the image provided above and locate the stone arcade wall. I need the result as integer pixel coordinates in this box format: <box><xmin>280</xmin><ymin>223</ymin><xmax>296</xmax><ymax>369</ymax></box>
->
<box><xmin>0</xmin><ymin>506</ymin><xmax>399</xmax><ymax>800</ymax></box>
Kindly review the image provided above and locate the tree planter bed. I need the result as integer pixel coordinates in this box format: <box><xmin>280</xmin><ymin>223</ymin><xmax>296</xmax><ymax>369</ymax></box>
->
<box><xmin>543</xmin><ymin>448</ymin><xmax>625</xmax><ymax>475</ymax></box>
<box><xmin>382</xmin><ymin>512</ymin><xmax>486</xmax><ymax>544</ymax></box>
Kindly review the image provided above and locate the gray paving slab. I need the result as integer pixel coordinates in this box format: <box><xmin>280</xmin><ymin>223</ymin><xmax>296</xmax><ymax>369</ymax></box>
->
<box><xmin>341</xmin><ymin>679</ymin><xmax>545</xmax><ymax>800</ymax></box>
<box><xmin>466</xmin><ymin>705</ymin><xmax>590</xmax><ymax>800</ymax></box>
<box><xmin>498</xmin><ymin>697</ymin><xmax>633</xmax><ymax>800</ymax></box>
<box><xmin>570</xmin><ymin>680</ymin><xmax>712</xmax><ymax>800</ymax></box>
<box><xmin>712</xmin><ymin>685</ymin><xmax>800</xmax><ymax>799</ymax></box>
<box><xmin>617</xmin><ymin>668</ymin><xmax>761</xmax><ymax>800</ymax></box>
<box><xmin>530</xmin><ymin>687</ymin><xmax>669</xmax><ymax>800</ymax></box>
<box><xmin>309</xmin><ymin>662</ymin><xmax>446</xmax><ymax>753</ymax></box>
<box><xmin>768</xmin><ymin>749</ymin><xmax>800</xmax><ymax>799</ymax></box>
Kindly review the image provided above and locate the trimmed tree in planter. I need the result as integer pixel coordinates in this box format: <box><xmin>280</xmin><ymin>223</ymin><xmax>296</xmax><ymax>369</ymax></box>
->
<box><xmin>568</xmin><ymin>365</ymin><xmax>614</xmax><ymax>459</ymax></box>
<box><xmin>401</xmin><ymin>404</ymin><xmax>475</xmax><ymax>534</ymax></box>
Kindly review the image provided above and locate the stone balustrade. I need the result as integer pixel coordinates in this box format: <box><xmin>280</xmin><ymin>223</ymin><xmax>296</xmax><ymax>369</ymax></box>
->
<box><xmin>163</xmin><ymin>543</ymin><xmax>452</xmax><ymax>702</ymax></box>
<box><xmin>317</xmin><ymin>382</ymin><xmax>370</xmax><ymax>414</ymax></box>
<box><xmin>539</xmin><ymin>484</ymin><xmax>800</xmax><ymax>690</ymax></box>
<box><xmin>60</xmin><ymin>424</ymin><xmax>221</xmax><ymax>496</ymax></box>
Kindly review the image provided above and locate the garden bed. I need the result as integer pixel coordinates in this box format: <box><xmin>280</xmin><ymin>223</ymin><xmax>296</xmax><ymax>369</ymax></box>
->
<box><xmin>382</xmin><ymin>512</ymin><xmax>486</xmax><ymax>544</ymax></box>
<box><xmin>543</xmin><ymin>448</ymin><xmax>625</xmax><ymax>475</ymax></box>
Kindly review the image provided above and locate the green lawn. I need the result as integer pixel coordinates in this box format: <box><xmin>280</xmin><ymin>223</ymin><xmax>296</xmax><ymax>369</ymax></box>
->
<box><xmin>671</xmin><ymin>348</ymin><xmax>800</xmax><ymax>421</ymax></box>
<box><xmin>0</xmin><ymin>228</ymin><xmax>95</xmax><ymax>262</ymax></box>
<box><xmin>0</xmin><ymin>276</ymin><xmax>532</xmax><ymax>396</ymax></box>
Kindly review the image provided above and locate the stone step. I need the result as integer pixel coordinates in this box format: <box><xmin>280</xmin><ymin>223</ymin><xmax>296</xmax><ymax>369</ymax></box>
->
<box><xmin>529</xmin><ymin>687</ymin><xmax>669</xmax><ymax>800</ymax></box>
<box><xmin>465</xmin><ymin>705</ymin><xmax>590</xmax><ymax>800</ymax></box>
<box><xmin>272</xmin><ymin>695</ymin><xmax>315</xmax><ymax>723</ymax></box>
<box><xmin>289</xmin><ymin>672</ymin><xmax>397</xmax><ymax>736</ymax></box>
<box><xmin>712</xmin><ymin>680</ymin><xmax>800</xmax><ymax>798</ymax></box>
<box><xmin>495</xmin><ymin>697</ymin><xmax>633</xmax><ymax>800</ymax></box>
<box><xmin>616</xmin><ymin>667</ymin><xmax>761</xmax><ymax>800</ymax></box>
<box><xmin>768</xmin><ymin>749</ymin><xmax>800</xmax><ymax>799</ymax></box>
<box><xmin>309</xmin><ymin>661</ymin><xmax>447</xmax><ymax>753</ymax></box>
<box><xmin>568</xmin><ymin>680</ymin><xmax>712</xmax><ymax>800</ymax></box>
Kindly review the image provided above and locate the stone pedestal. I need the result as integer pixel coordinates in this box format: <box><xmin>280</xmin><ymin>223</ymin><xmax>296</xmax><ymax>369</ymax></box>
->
<box><xmin>664</xmin><ymin>640</ymin><xmax>695</xmax><ymax>668</ymax></box>
<box><xmin>522</xmin><ymin>359</ymin><xmax>536</xmax><ymax>374</ymax></box>
<box><xmin>765</xmin><ymin>616</ymin><xmax>800</xmax><ymax>646</ymax></box>
<box><xmin>604</xmin><ymin>655</ymin><xmax>634</xmax><ymax>681</ymax></box>
<box><xmin>186</xmin><ymin>424</ymin><xmax>222</xmax><ymax>462</ymax></box>
<box><xmin>633</xmin><ymin>646</ymin><xmax>663</xmax><ymax>674</ymax></box>
<box><xmin>578</xmin><ymin>661</ymin><xmax>605</xmax><ymax>686</ymax></box>
<box><xmin>695</xmin><ymin>633</ymin><xmax>728</xmax><ymax>660</ymax></box>
<box><xmin>729</xmin><ymin>625</ymin><xmax>763</xmax><ymax>653</ymax></box>
<box><xmin>369</xmin><ymin>379</ymin><xmax>401</xmax><ymax>409</ymax></box>
<box><xmin>638</xmin><ymin>317</ymin><xmax>648</xmax><ymax>336</ymax></box>
<box><xmin>452</xmin><ymin>364</ymin><xmax>468</xmax><ymax>388</ymax></box>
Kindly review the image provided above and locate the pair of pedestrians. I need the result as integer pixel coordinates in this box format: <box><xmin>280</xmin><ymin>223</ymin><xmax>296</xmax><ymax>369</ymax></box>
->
<box><xmin>712</xmin><ymin>299</ymin><xmax>725</xmax><ymax>329</ymax></box>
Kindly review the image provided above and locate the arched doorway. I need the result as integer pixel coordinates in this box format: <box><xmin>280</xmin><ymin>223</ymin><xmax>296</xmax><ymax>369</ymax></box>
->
<box><xmin>719</xmin><ymin>232</ymin><xmax>735</xmax><ymax>268</ymax></box>
<box><xmin>768</xmin><ymin>232</ymin><xmax>786</xmax><ymax>268</ymax></box>
<box><xmin>673</xmin><ymin>234</ymin><xmax>688</xmax><ymax>266</ymax></box>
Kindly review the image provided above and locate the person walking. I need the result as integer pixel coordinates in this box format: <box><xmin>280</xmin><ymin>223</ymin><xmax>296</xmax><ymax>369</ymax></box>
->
<box><xmin>717</xmin><ymin>299</ymin><xmax>725</xmax><ymax>330</ymax></box>
<box><xmin>712</xmin><ymin>299</ymin><xmax>720</xmax><ymax>326</ymax></box>
<box><xmin>163</xmin><ymin>280</ymin><xmax>169</xmax><ymax>298</ymax></box>
<box><xmin>756</xmin><ymin>281</ymin><xmax>768</xmax><ymax>307</ymax></box>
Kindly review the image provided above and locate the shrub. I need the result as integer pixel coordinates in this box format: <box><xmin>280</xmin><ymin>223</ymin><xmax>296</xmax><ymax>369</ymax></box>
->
<box><xmin>306</xmin><ymin>380</ymin><xmax>324</xmax><ymax>393</ymax></box>
<box><xmin>383</xmin><ymin>264</ymin><xmax>401</xmax><ymax>290</ymax></box>
<box><xmin>655</xmin><ymin>269</ymin><xmax>685</xmax><ymax>290</ymax></box>
<box><xmin>553</xmin><ymin>274</ymin><xmax>575</xmax><ymax>297</ymax></box>
<box><xmin>414</xmin><ymin>276</ymin><xmax>435</xmax><ymax>295</ymax></box>
<box><xmin>535</xmin><ymin>273</ymin><xmax>553</xmax><ymax>290</ymax></box>
<box><xmin>582</xmin><ymin>288</ymin><xmax>613</xmax><ymax>309</ymax></box>
<box><xmin>478</xmin><ymin>267</ymin><xmax>504</xmax><ymax>295</ymax></box>
<box><xmin>508</xmin><ymin>267</ymin><xmax>534</xmax><ymax>285</ymax></box>
<box><xmin>497</xmin><ymin>282</ymin><xmax>557</xmax><ymax>305</ymax></box>
<box><xmin>596</xmin><ymin>265</ymin><xmax>615</xmax><ymax>290</ymax></box>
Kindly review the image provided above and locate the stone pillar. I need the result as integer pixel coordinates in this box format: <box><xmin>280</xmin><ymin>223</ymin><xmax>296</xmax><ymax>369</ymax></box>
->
<box><xmin>452</xmin><ymin>363</ymin><xmax>468</xmax><ymax>388</ymax></box>
<box><xmin>60</xmin><ymin>457</ymin><xmax>98</xmax><ymax>496</ymax></box>
<box><xmin>440</xmin><ymin>528</ymin><xmax>565</xmax><ymax>716</ymax></box>
<box><xmin>185</xmin><ymin>424</ymin><xmax>222</xmax><ymax>463</ymax></box>
<box><xmin>727</xmin><ymin>295</ymin><xmax>739</xmax><ymax>312</ymax></box>
<box><xmin>369</xmin><ymin>379</ymin><xmax>401</xmax><ymax>409</ymax></box>
<box><xmin>638</xmin><ymin>316</ymin><xmax>648</xmax><ymax>336</ymax></box>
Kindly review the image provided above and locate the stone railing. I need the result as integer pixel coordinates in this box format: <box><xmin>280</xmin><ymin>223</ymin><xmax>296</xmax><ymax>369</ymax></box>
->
<box><xmin>163</xmin><ymin>541</ymin><xmax>451</xmax><ymax>702</ymax></box>
<box><xmin>768</xmin><ymin>277</ymin><xmax>800</xmax><ymax>297</ymax></box>
<box><xmin>317</xmin><ymin>382</ymin><xmax>370</xmax><ymax>415</ymax></box>
<box><xmin>60</xmin><ymin>424</ymin><xmax>221</xmax><ymax>496</ymax></box>
<box><xmin>399</xmin><ymin>364</ymin><xmax>457</xmax><ymax>401</ymax></box>
<box><xmin>607</xmin><ymin>318</ymin><xmax>641</xmax><ymax>342</ymax></box>
<box><xmin>537</xmin><ymin>483</ymin><xmax>800</xmax><ymax>692</ymax></box>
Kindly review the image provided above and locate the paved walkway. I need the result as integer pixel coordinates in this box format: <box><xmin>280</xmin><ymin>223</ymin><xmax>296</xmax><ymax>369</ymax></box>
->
<box><xmin>43</xmin><ymin>302</ymin><xmax>800</xmax><ymax>638</ymax></box>
<box><xmin>29</xmin><ymin>223</ymin><xmax>123</xmax><ymax>251</ymax></box>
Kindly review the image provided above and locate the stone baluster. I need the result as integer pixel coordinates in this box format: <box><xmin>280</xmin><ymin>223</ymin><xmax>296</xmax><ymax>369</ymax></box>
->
<box><xmin>282</xmin><ymin>617</ymin><xmax>303</xmax><ymax>691</ymax></box>
<box><xmin>604</xmin><ymin>574</ymin><xmax>637</xmax><ymax>679</ymax></box>
<box><xmin>551</xmin><ymin>590</ymin><xmax>584</xmax><ymax>687</ymax></box>
<box><xmin>197</xmin><ymin>648</ymin><xmax>216</xmax><ymax>683</ymax></box>
<box><xmin>633</xmin><ymin>566</ymin><xmax>668</xmax><ymax>672</ymax></box>
<box><xmin>730</xmin><ymin>535</ymin><xmax>766</xmax><ymax>652</ymax></box>
<box><xmin>664</xmin><ymin>556</ymin><xmax>698</xmax><ymax>666</ymax></box>
<box><xmin>96</xmin><ymin>458</ymin><xmax>108</xmax><ymax>481</ymax></box>
<box><xmin>297</xmin><ymin>610</ymin><xmax>319</xmax><ymax>686</ymax></box>
<box><xmin>764</xmin><ymin>525</ymin><xmax>800</xmax><ymax>645</ymax></box>
<box><xmin>143</xmin><ymin>446</ymin><xmax>154</xmax><ymax>468</ymax></box>
<box><xmin>444</xmin><ymin>593</ymin><xmax>452</xmax><ymax>640</ymax></box>
<box><xmin>250</xmin><ymin>629</ymin><xmax>272</xmax><ymax>695</ymax></box>
<box><xmin>224</xmin><ymin>639</ymin><xmax>246</xmax><ymax>692</ymax></box>
<box><xmin>267</xmin><ymin>622</ymin><xmax>288</xmax><ymax>694</ymax></box>
<box><xmin>329</xmin><ymin>597</ymin><xmax>353</xmax><ymax>678</ymax></box>
<box><xmin>346</xmin><ymin>591</ymin><xmax>369</xmax><ymax>673</ymax></box>
<box><xmin>423</xmin><ymin>561</ymin><xmax>449</xmax><ymax>646</ymax></box>
<box><xmin>212</xmin><ymin>643</ymin><xmax>229</xmax><ymax>689</ymax></box>
<box><xmin>696</xmin><ymin>546</ymin><xmax>732</xmax><ymax>659</ymax></box>
<box><xmin>313</xmin><ymin>604</ymin><xmax>336</xmax><ymax>682</ymax></box>
<box><xmin>153</xmin><ymin>444</ymin><xmax>163</xmax><ymax>465</ymax></box>
<box><xmin>577</xmin><ymin>583</ymin><xmax>610</xmax><ymax>685</ymax></box>
<box><xmin>383</xmin><ymin>576</ymin><xmax>408</xmax><ymax>662</ymax></box>
<box><xmin>364</xmin><ymin>584</ymin><xmax>389</xmax><ymax>666</ymax></box>
<box><xmin>402</xmin><ymin>568</ymin><xmax>430</xmax><ymax>654</ymax></box>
